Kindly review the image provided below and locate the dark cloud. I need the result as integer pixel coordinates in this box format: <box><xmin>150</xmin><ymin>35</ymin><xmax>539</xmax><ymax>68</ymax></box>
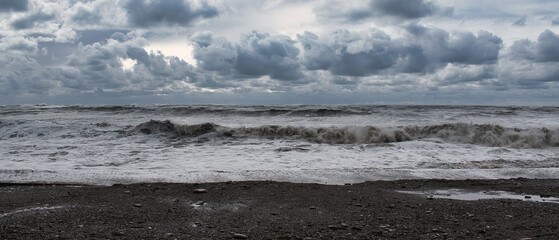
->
<box><xmin>512</xmin><ymin>15</ymin><xmax>527</xmax><ymax>27</ymax></box>
<box><xmin>342</xmin><ymin>0</ymin><xmax>453</xmax><ymax>22</ymax></box>
<box><xmin>439</xmin><ymin>65</ymin><xmax>496</xmax><ymax>86</ymax></box>
<box><xmin>509</xmin><ymin>39</ymin><xmax>536</xmax><ymax>61</ymax></box>
<box><xmin>77</xmin><ymin>30</ymin><xmax>129</xmax><ymax>45</ymax></box>
<box><xmin>298</xmin><ymin>30</ymin><xmax>399</xmax><ymax>76</ymax></box>
<box><xmin>125</xmin><ymin>0</ymin><xmax>218</xmax><ymax>27</ymax></box>
<box><xmin>56</xmin><ymin>38</ymin><xmax>200</xmax><ymax>92</ymax></box>
<box><xmin>371</xmin><ymin>0</ymin><xmax>445</xmax><ymax>19</ymax></box>
<box><xmin>445</xmin><ymin>31</ymin><xmax>503</xmax><ymax>65</ymax></box>
<box><xmin>71</xmin><ymin>6</ymin><xmax>101</xmax><ymax>25</ymax></box>
<box><xmin>510</xmin><ymin>30</ymin><xmax>559</xmax><ymax>62</ymax></box>
<box><xmin>11</xmin><ymin>12</ymin><xmax>56</xmax><ymax>30</ymax></box>
<box><xmin>126</xmin><ymin>46</ymin><xmax>195</xmax><ymax>81</ymax></box>
<box><xmin>499</xmin><ymin>30</ymin><xmax>559</xmax><ymax>89</ymax></box>
<box><xmin>0</xmin><ymin>55</ymin><xmax>58</xmax><ymax>97</ymax></box>
<box><xmin>191</xmin><ymin>31</ymin><xmax>303</xmax><ymax>81</ymax></box>
<box><xmin>536</xmin><ymin>30</ymin><xmax>559</xmax><ymax>62</ymax></box>
<box><xmin>405</xmin><ymin>24</ymin><xmax>502</xmax><ymax>67</ymax></box>
<box><xmin>35</xmin><ymin>42</ymin><xmax>76</xmax><ymax>66</ymax></box>
<box><xmin>346</xmin><ymin>9</ymin><xmax>374</xmax><ymax>22</ymax></box>
<box><xmin>63</xmin><ymin>43</ymin><xmax>128</xmax><ymax>90</ymax></box>
<box><xmin>0</xmin><ymin>0</ymin><xmax>28</xmax><ymax>12</ymax></box>
<box><xmin>398</xmin><ymin>45</ymin><xmax>428</xmax><ymax>73</ymax></box>
<box><xmin>552</xmin><ymin>17</ymin><xmax>559</xmax><ymax>26</ymax></box>
<box><xmin>297</xmin><ymin>26</ymin><xmax>502</xmax><ymax>77</ymax></box>
<box><xmin>190</xmin><ymin>33</ymin><xmax>238</xmax><ymax>75</ymax></box>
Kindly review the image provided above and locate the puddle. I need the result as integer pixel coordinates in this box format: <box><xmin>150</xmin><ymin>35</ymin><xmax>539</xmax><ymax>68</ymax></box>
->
<box><xmin>399</xmin><ymin>189</ymin><xmax>559</xmax><ymax>204</ymax></box>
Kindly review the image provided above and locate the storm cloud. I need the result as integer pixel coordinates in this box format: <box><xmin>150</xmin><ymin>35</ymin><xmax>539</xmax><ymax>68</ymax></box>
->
<box><xmin>11</xmin><ymin>12</ymin><xmax>56</xmax><ymax>30</ymax></box>
<box><xmin>512</xmin><ymin>15</ymin><xmax>527</xmax><ymax>27</ymax></box>
<box><xmin>71</xmin><ymin>6</ymin><xmax>102</xmax><ymax>25</ymax></box>
<box><xmin>298</xmin><ymin>30</ymin><xmax>399</xmax><ymax>76</ymax></box>
<box><xmin>297</xmin><ymin>26</ymin><xmax>502</xmax><ymax>77</ymax></box>
<box><xmin>191</xmin><ymin>31</ymin><xmax>303</xmax><ymax>81</ymax></box>
<box><xmin>0</xmin><ymin>0</ymin><xmax>28</xmax><ymax>12</ymax></box>
<box><xmin>371</xmin><ymin>0</ymin><xmax>450</xmax><ymax>19</ymax></box>
<box><xmin>125</xmin><ymin>0</ymin><xmax>218</xmax><ymax>27</ymax></box>
<box><xmin>336</xmin><ymin>0</ymin><xmax>453</xmax><ymax>22</ymax></box>
<box><xmin>0</xmin><ymin>0</ymin><xmax>558</xmax><ymax>105</ymax></box>
<box><xmin>510</xmin><ymin>30</ymin><xmax>559</xmax><ymax>62</ymax></box>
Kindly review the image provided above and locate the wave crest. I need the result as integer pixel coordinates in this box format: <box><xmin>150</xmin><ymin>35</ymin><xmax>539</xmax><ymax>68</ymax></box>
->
<box><xmin>134</xmin><ymin>120</ymin><xmax>559</xmax><ymax>148</ymax></box>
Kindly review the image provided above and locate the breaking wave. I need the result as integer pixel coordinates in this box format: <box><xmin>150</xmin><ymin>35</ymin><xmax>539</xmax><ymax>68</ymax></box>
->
<box><xmin>134</xmin><ymin>120</ymin><xmax>559</xmax><ymax>148</ymax></box>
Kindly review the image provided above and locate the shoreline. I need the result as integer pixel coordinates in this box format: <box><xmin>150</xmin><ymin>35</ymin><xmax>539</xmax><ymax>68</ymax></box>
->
<box><xmin>2</xmin><ymin>178</ymin><xmax>559</xmax><ymax>239</ymax></box>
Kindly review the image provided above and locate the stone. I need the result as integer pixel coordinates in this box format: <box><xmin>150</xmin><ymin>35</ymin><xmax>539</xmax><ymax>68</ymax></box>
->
<box><xmin>233</xmin><ymin>233</ymin><xmax>248</xmax><ymax>239</ymax></box>
<box><xmin>327</xmin><ymin>224</ymin><xmax>348</xmax><ymax>230</ymax></box>
<box><xmin>194</xmin><ymin>189</ymin><xmax>208</xmax><ymax>194</ymax></box>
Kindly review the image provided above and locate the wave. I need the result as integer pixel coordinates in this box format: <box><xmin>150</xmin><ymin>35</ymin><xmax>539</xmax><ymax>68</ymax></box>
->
<box><xmin>5</xmin><ymin>105</ymin><xmax>557</xmax><ymax>118</ymax></box>
<box><xmin>134</xmin><ymin>120</ymin><xmax>559</xmax><ymax>148</ymax></box>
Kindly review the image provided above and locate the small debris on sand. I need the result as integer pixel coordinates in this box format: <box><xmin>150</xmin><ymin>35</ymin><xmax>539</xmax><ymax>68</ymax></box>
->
<box><xmin>193</xmin><ymin>188</ymin><xmax>208</xmax><ymax>193</ymax></box>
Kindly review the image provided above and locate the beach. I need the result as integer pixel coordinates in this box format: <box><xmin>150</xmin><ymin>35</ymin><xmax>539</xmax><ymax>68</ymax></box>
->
<box><xmin>2</xmin><ymin>178</ymin><xmax>559</xmax><ymax>239</ymax></box>
<box><xmin>2</xmin><ymin>105</ymin><xmax>559</xmax><ymax>239</ymax></box>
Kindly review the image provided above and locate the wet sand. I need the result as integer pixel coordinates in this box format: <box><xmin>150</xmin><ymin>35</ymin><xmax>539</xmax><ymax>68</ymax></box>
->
<box><xmin>1</xmin><ymin>178</ymin><xmax>559</xmax><ymax>239</ymax></box>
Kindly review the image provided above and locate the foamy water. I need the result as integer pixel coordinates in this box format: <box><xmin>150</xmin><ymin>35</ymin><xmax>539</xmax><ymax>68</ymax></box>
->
<box><xmin>1</xmin><ymin>105</ymin><xmax>558</xmax><ymax>185</ymax></box>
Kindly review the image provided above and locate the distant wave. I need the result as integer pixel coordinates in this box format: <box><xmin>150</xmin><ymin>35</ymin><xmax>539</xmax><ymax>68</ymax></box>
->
<box><xmin>134</xmin><ymin>120</ymin><xmax>559</xmax><ymax>148</ymax></box>
<box><xmin>3</xmin><ymin>105</ymin><xmax>557</xmax><ymax>117</ymax></box>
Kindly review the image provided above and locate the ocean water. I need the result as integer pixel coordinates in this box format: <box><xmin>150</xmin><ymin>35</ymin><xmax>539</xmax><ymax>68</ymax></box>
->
<box><xmin>1</xmin><ymin>105</ymin><xmax>558</xmax><ymax>185</ymax></box>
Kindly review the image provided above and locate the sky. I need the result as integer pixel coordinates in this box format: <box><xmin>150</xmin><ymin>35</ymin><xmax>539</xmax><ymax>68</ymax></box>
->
<box><xmin>1</xmin><ymin>0</ymin><xmax>559</xmax><ymax>105</ymax></box>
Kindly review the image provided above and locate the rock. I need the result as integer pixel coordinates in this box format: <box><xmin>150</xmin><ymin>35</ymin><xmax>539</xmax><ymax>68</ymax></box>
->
<box><xmin>328</xmin><ymin>224</ymin><xmax>348</xmax><ymax>230</ymax></box>
<box><xmin>133</xmin><ymin>203</ymin><xmax>142</xmax><ymax>208</ymax></box>
<box><xmin>194</xmin><ymin>189</ymin><xmax>208</xmax><ymax>194</ymax></box>
<box><xmin>524</xmin><ymin>195</ymin><xmax>532</xmax><ymax>199</ymax></box>
<box><xmin>233</xmin><ymin>233</ymin><xmax>248</xmax><ymax>239</ymax></box>
<box><xmin>309</xmin><ymin>206</ymin><xmax>317</xmax><ymax>209</ymax></box>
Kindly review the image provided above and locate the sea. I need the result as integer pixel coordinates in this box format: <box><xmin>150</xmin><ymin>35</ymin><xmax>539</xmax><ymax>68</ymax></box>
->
<box><xmin>1</xmin><ymin>105</ymin><xmax>558</xmax><ymax>185</ymax></box>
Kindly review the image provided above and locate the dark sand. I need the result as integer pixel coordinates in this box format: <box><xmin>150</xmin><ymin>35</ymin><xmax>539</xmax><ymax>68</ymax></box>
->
<box><xmin>1</xmin><ymin>178</ymin><xmax>559</xmax><ymax>239</ymax></box>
